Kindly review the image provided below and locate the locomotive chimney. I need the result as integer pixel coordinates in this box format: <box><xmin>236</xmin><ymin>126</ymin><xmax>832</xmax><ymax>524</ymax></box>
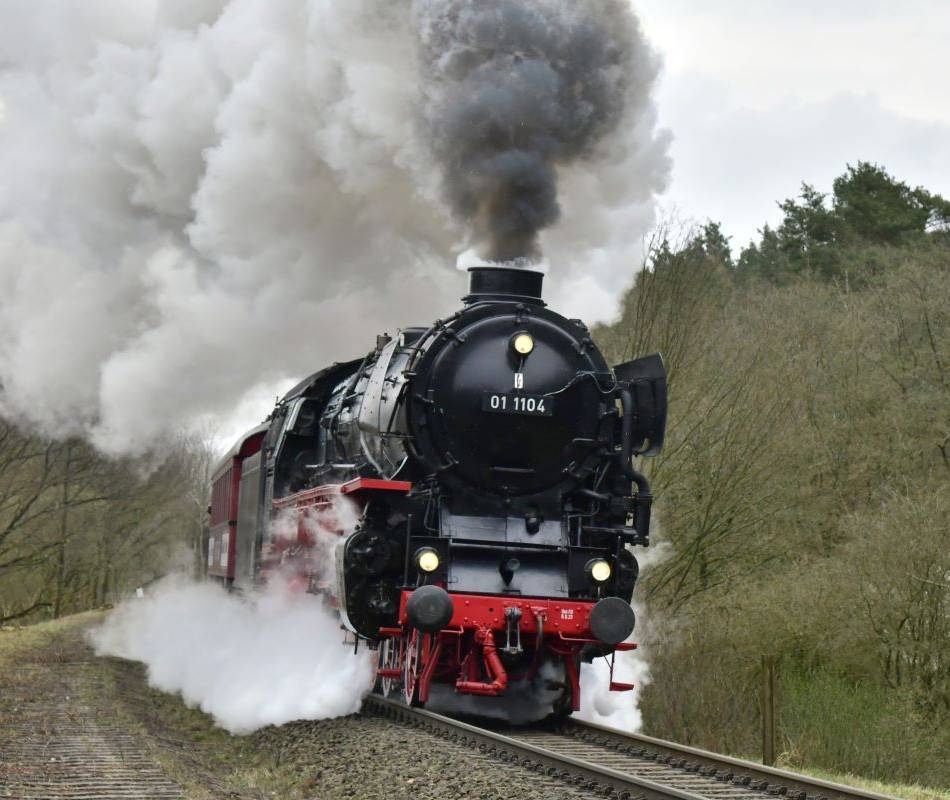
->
<box><xmin>463</xmin><ymin>266</ymin><xmax>545</xmax><ymax>306</ymax></box>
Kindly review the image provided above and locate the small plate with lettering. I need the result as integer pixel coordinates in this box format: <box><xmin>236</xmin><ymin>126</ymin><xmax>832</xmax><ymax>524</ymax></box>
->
<box><xmin>481</xmin><ymin>393</ymin><xmax>553</xmax><ymax>416</ymax></box>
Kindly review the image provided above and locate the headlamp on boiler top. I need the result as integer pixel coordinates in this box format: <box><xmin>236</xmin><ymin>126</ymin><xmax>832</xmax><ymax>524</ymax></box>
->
<box><xmin>511</xmin><ymin>331</ymin><xmax>535</xmax><ymax>355</ymax></box>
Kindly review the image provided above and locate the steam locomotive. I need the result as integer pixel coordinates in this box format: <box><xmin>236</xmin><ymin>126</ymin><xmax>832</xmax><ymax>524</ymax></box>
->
<box><xmin>205</xmin><ymin>266</ymin><xmax>665</xmax><ymax>720</ymax></box>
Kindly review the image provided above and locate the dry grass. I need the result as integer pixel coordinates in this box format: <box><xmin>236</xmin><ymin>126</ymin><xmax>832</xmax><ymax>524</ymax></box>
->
<box><xmin>0</xmin><ymin>610</ymin><xmax>105</xmax><ymax>664</ymax></box>
<box><xmin>106</xmin><ymin>656</ymin><xmax>308</xmax><ymax>800</ymax></box>
<box><xmin>0</xmin><ymin>612</ymin><xmax>297</xmax><ymax>800</ymax></box>
<box><xmin>786</xmin><ymin>765</ymin><xmax>950</xmax><ymax>800</ymax></box>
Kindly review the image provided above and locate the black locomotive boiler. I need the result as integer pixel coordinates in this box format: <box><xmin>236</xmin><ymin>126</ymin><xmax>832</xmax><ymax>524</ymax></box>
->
<box><xmin>206</xmin><ymin>265</ymin><xmax>666</xmax><ymax>719</ymax></box>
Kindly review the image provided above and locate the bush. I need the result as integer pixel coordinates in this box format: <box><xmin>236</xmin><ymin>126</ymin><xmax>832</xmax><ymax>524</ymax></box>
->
<box><xmin>781</xmin><ymin>667</ymin><xmax>950</xmax><ymax>786</ymax></box>
<box><xmin>603</xmin><ymin>221</ymin><xmax>950</xmax><ymax>786</ymax></box>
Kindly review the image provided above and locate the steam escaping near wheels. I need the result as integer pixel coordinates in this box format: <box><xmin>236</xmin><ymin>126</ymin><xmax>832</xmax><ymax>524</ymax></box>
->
<box><xmin>92</xmin><ymin>491</ymin><xmax>373</xmax><ymax>735</ymax></box>
<box><xmin>577</xmin><ymin>541</ymin><xmax>672</xmax><ymax>731</ymax></box>
<box><xmin>89</xmin><ymin>574</ymin><xmax>376</xmax><ymax>735</ymax></box>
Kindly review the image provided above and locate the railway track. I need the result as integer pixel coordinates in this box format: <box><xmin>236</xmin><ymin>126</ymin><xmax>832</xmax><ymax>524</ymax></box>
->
<box><xmin>363</xmin><ymin>694</ymin><xmax>900</xmax><ymax>800</ymax></box>
<box><xmin>0</xmin><ymin>662</ymin><xmax>183</xmax><ymax>800</ymax></box>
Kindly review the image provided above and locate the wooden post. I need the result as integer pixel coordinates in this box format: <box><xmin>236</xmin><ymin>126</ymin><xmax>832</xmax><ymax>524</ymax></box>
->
<box><xmin>761</xmin><ymin>655</ymin><xmax>778</xmax><ymax>766</ymax></box>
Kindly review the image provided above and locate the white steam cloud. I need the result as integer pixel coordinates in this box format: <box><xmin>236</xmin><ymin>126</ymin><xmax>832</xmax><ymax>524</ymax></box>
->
<box><xmin>90</xmin><ymin>574</ymin><xmax>375</xmax><ymax>734</ymax></box>
<box><xmin>577</xmin><ymin>541</ymin><xmax>670</xmax><ymax>731</ymax></box>
<box><xmin>0</xmin><ymin>0</ymin><xmax>669</xmax><ymax>455</ymax></box>
<box><xmin>576</xmin><ymin>600</ymin><xmax>652</xmax><ymax>731</ymax></box>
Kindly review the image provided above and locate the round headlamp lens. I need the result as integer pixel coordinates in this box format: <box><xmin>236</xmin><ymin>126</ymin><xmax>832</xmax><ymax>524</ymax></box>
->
<box><xmin>416</xmin><ymin>548</ymin><xmax>440</xmax><ymax>573</ymax></box>
<box><xmin>512</xmin><ymin>332</ymin><xmax>535</xmax><ymax>355</ymax></box>
<box><xmin>588</xmin><ymin>558</ymin><xmax>612</xmax><ymax>583</ymax></box>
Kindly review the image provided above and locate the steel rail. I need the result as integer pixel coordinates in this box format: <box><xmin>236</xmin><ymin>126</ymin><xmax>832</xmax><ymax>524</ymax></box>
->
<box><xmin>562</xmin><ymin>718</ymin><xmax>902</xmax><ymax>800</ymax></box>
<box><xmin>364</xmin><ymin>694</ymin><xmax>711</xmax><ymax>800</ymax></box>
<box><xmin>364</xmin><ymin>694</ymin><xmax>904</xmax><ymax>800</ymax></box>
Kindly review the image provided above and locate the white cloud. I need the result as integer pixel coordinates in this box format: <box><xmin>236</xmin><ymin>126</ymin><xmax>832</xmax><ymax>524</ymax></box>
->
<box><xmin>660</xmin><ymin>80</ymin><xmax>950</xmax><ymax>248</ymax></box>
<box><xmin>634</xmin><ymin>1</ymin><xmax>950</xmax><ymax>248</ymax></box>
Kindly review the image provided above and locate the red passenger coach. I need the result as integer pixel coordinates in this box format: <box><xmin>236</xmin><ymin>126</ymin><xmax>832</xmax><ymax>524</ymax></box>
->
<box><xmin>207</xmin><ymin>426</ymin><xmax>266</xmax><ymax>583</ymax></box>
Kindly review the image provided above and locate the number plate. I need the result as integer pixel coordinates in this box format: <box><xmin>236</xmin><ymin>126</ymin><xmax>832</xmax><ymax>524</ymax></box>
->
<box><xmin>481</xmin><ymin>393</ymin><xmax>553</xmax><ymax>417</ymax></box>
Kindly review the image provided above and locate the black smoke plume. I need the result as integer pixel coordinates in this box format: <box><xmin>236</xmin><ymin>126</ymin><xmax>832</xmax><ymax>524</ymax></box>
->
<box><xmin>415</xmin><ymin>0</ymin><xmax>638</xmax><ymax>262</ymax></box>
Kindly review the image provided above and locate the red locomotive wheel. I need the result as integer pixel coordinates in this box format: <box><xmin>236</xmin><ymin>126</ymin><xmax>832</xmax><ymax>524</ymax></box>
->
<box><xmin>378</xmin><ymin>636</ymin><xmax>401</xmax><ymax>698</ymax></box>
<box><xmin>404</xmin><ymin>629</ymin><xmax>421</xmax><ymax>706</ymax></box>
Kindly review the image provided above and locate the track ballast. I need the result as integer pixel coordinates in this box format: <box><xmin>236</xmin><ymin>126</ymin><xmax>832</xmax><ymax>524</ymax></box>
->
<box><xmin>363</xmin><ymin>694</ymin><xmax>901</xmax><ymax>800</ymax></box>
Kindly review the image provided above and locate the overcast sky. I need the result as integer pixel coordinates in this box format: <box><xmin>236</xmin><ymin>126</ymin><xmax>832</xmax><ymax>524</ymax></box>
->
<box><xmin>634</xmin><ymin>0</ymin><xmax>950</xmax><ymax>251</ymax></box>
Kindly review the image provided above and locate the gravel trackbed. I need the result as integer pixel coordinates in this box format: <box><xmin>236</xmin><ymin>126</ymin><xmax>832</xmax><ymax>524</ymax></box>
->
<box><xmin>0</xmin><ymin>615</ymin><xmax>591</xmax><ymax>800</ymax></box>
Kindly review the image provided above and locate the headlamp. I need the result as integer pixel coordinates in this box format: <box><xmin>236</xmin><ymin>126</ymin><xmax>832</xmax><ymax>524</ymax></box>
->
<box><xmin>511</xmin><ymin>332</ymin><xmax>535</xmax><ymax>355</ymax></box>
<box><xmin>415</xmin><ymin>547</ymin><xmax>440</xmax><ymax>573</ymax></box>
<box><xmin>586</xmin><ymin>558</ymin><xmax>612</xmax><ymax>583</ymax></box>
